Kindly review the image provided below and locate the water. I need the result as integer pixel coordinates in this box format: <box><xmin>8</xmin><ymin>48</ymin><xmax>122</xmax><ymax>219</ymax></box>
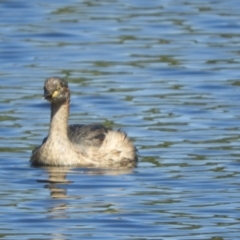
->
<box><xmin>0</xmin><ymin>0</ymin><xmax>240</xmax><ymax>239</ymax></box>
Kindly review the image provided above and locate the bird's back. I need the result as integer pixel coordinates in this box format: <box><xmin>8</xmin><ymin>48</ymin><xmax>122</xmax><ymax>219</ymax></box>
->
<box><xmin>68</xmin><ymin>124</ymin><xmax>108</xmax><ymax>147</ymax></box>
<box><xmin>68</xmin><ymin>124</ymin><xmax>138</xmax><ymax>167</ymax></box>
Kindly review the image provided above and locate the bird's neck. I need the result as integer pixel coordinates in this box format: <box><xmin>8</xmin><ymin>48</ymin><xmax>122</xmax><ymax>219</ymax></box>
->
<box><xmin>48</xmin><ymin>100</ymin><xmax>69</xmax><ymax>139</ymax></box>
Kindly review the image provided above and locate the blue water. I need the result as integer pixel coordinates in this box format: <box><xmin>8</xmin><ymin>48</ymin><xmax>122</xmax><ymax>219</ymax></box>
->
<box><xmin>1</xmin><ymin>0</ymin><xmax>240</xmax><ymax>239</ymax></box>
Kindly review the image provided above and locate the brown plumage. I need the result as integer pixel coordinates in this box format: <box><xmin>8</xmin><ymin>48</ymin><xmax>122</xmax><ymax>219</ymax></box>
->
<box><xmin>30</xmin><ymin>77</ymin><xmax>138</xmax><ymax>168</ymax></box>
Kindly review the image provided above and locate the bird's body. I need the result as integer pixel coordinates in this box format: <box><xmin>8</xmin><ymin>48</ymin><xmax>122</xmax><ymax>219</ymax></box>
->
<box><xmin>30</xmin><ymin>77</ymin><xmax>137</xmax><ymax>168</ymax></box>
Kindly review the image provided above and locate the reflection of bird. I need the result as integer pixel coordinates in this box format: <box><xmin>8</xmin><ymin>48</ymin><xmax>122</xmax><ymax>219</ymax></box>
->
<box><xmin>30</xmin><ymin>77</ymin><xmax>138</xmax><ymax>168</ymax></box>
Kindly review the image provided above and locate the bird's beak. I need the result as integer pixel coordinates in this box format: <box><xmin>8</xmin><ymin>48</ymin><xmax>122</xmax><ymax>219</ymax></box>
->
<box><xmin>43</xmin><ymin>90</ymin><xmax>59</xmax><ymax>100</ymax></box>
<box><xmin>44</xmin><ymin>89</ymin><xmax>52</xmax><ymax>100</ymax></box>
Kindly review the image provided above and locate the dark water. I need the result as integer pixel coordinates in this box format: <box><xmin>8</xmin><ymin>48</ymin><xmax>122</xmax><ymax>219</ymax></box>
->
<box><xmin>1</xmin><ymin>0</ymin><xmax>240</xmax><ymax>239</ymax></box>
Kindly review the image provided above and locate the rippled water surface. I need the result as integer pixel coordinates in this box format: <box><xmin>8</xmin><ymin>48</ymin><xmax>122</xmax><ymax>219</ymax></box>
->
<box><xmin>1</xmin><ymin>0</ymin><xmax>240</xmax><ymax>239</ymax></box>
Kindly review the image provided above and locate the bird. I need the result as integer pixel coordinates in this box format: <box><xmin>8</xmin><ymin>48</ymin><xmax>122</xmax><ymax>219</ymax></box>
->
<box><xmin>30</xmin><ymin>77</ymin><xmax>138</xmax><ymax>168</ymax></box>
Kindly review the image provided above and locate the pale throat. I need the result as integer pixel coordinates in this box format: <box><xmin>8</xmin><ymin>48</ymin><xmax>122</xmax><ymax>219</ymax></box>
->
<box><xmin>49</xmin><ymin>101</ymin><xmax>69</xmax><ymax>139</ymax></box>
